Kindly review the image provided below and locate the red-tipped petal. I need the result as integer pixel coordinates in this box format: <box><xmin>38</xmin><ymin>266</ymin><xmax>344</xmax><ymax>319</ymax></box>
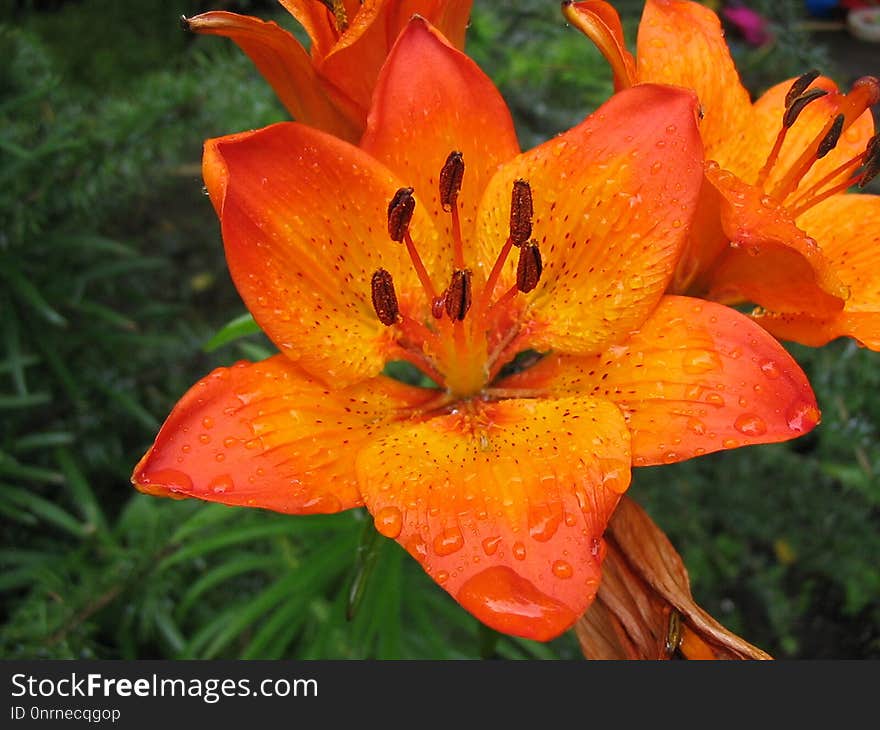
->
<box><xmin>500</xmin><ymin>296</ymin><xmax>820</xmax><ymax>465</ymax></box>
<box><xmin>133</xmin><ymin>355</ymin><xmax>435</xmax><ymax>513</ymax></box>
<box><xmin>356</xmin><ymin>396</ymin><xmax>632</xmax><ymax>641</ymax></box>
<box><xmin>203</xmin><ymin>122</ymin><xmax>439</xmax><ymax>387</ymax></box>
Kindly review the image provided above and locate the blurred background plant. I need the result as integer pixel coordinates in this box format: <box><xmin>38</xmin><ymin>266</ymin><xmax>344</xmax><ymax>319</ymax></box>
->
<box><xmin>1</xmin><ymin>0</ymin><xmax>877</xmax><ymax>660</ymax></box>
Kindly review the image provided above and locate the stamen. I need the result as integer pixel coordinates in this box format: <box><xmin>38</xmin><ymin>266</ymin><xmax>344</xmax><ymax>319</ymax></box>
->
<box><xmin>772</xmin><ymin>76</ymin><xmax>880</xmax><ymax>200</ymax></box>
<box><xmin>440</xmin><ymin>151</ymin><xmax>466</xmax><ymax>270</ymax></box>
<box><xmin>516</xmin><ymin>241</ymin><xmax>543</xmax><ymax>293</ymax></box>
<box><xmin>509</xmin><ymin>179</ymin><xmax>533</xmax><ymax>246</ymax></box>
<box><xmin>371</xmin><ymin>269</ymin><xmax>399</xmax><ymax>326</ymax></box>
<box><xmin>444</xmin><ymin>269</ymin><xmax>473</xmax><ymax>321</ymax></box>
<box><xmin>816</xmin><ymin>114</ymin><xmax>845</xmax><ymax>159</ymax></box>
<box><xmin>783</xmin><ymin>88</ymin><xmax>828</xmax><ymax>129</ymax></box>
<box><xmin>387</xmin><ymin>187</ymin><xmax>415</xmax><ymax>242</ymax></box>
<box><xmin>860</xmin><ymin>134</ymin><xmax>880</xmax><ymax>189</ymax></box>
<box><xmin>757</xmin><ymin>88</ymin><xmax>829</xmax><ymax>187</ymax></box>
<box><xmin>785</xmin><ymin>70</ymin><xmax>820</xmax><ymax>109</ymax></box>
<box><xmin>439</xmin><ymin>151</ymin><xmax>464</xmax><ymax>212</ymax></box>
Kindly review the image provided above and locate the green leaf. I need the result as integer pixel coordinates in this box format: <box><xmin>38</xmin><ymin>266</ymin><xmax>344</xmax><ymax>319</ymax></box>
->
<box><xmin>202</xmin><ymin>312</ymin><xmax>262</xmax><ymax>352</ymax></box>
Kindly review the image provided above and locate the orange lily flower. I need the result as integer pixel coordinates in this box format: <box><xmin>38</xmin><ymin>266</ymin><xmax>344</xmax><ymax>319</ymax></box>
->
<box><xmin>183</xmin><ymin>0</ymin><xmax>473</xmax><ymax>142</ymax></box>
<box><xmin>132</xmin><ymin>18</ymin><xmax>819</xmax><ymax>642</ymax></box>
<box><xmin>564</xmin><ymin>0</ymin><xmax>880</xmax><ymax>350</ymax></box>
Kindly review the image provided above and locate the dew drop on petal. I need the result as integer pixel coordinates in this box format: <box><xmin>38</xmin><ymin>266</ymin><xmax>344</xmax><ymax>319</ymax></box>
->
<box><xmin>786</xmin><ymin>403</ymin><xmax>820</xmax><ymax>432</ymax></box>
<box><xmin>734</xmin><ymin>413</ymin><xmax>768</xmax><ymax>436</ymax></box>
<box><xmin>436</xmin><ymin>570</ymin><xmax>449</xmax><ymax>584</ymax></box>
<box><xmin>552</xmin><ymin>560</ymin><xmax>573</xmax><ymax>580</ymax></box>
<box><xmin>512</xmin><ymin>541</ymin><xmax>527</xmax><ymax>561</ymax></box>
<box><xmin>209</xmin><ymin>474</ymin><xmax>234</xmax><ymax>494</ymax></box>
<box><xmin>760</xmin><ymin>359</ymin><xmax>781</xmax><ymax>379</ymax></box>
<box><xmin>687</xmin><ymin>417</ymin><xmax>706</xmax><ymax>435</ymax></box>
<box><xmin>374</xmin><ymin>506</ymin><xmax>403</xmax><ymax>539</ymax></box>
<box><xmin>705</xmin><ymin>393</ymin><xmax>725</xmax><ymax>407</ymax></box>
<box><xmin>433</xmin><ymin>527</ymin><xmax>465</xmax><ymax>556</ymax></box>
<box><xmin>482</xmin><ymin>536</ymin><xmax>502</xmax><ymax>556</ymax></box>
<box><xmin>202</xmin><ymin>417</ymin><xmax>214</xmax><ymax>430</ymax></box>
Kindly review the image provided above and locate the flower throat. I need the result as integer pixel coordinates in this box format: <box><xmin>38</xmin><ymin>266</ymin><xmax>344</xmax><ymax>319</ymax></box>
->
<box><xmin>370</xmin><ymin>151</ymin><xmax>543</xmax><ymax>399</ymax></box>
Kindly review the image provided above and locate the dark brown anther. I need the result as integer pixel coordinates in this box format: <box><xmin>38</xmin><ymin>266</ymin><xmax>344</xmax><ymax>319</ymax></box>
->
<box><xmin>179</xmin><ymin>15</ymin><xmax>192</xmax><ymax>32</ymax></box>
<box><xmin>817</xmin><ymin>114</ymin><xmax>845</xmax><ymax>159</ymax></box>
<box><xmin>370</xmin><ymin>269</ymin><xmax>399</xmax><ymax>326</ymax></box>
<box><xmin>516</xmin><ymin>241</ymin><xmax>542</xmax><ymax>294</ymax></box>
<box><xmin>387</xmin><ymin>187</ymin><xmax>415</xmax><ymax>242</ymax></box>
<box><xmin>785</xmin><ymin>70</ymin><xmax>820</xmax><ymax>109</ymax></box>
<box><xmin>509</xmin><ymin>179</ymin><xmax>533</xmax><ymax>247</ymax></box>
<box><xmin>444</xmin><ymin>269</ymin><xmax>472</xmax><ymax>321</ymax></box>
<box><xmin>860</xmin><ymin>133</ymin><xmax>880</xmax><ymax>189</ymax></box>
<box><xmin>783</xmin><ymin>88</ymin><xmax>828</xmax><ymax>129</ymax></box>
<box><xmin>439</xmin><ymin>151</ymin><xmax>465</xmax><ymax>212</ymax></box>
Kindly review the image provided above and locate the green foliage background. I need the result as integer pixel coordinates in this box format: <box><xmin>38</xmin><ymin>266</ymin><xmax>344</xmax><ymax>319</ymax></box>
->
<box><xmin>1</xmin><ymin>0</ymin><xmax>877</xmax><ymax>660</ymax></box>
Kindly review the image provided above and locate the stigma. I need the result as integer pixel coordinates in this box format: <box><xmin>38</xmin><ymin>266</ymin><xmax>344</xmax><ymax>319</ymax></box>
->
<box><xmin>369</xmin><ymin>153</ymin><xmax>543</xmax><ymax>398</ymax></box>
<box><xmin>755</xmin><ymin>72</ymin><xmax>879</xmax><ymax>218</ymax></box>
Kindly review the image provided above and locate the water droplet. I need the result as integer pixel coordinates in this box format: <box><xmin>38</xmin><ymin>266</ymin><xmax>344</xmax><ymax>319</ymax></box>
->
<box><xmin>374</xmin><ymin>506</ymin><xmax>403</xmax><ymax>539</ymax></box>
<box><xmin>722</xmin><ymin>437</ymin><xmax>738</xmax><ymax>448</ymax></box>
<box><xmin>436</xmin><ymin>570</ymin><xmax>449</xmax><ymax>584</ymax></box>
<box><xmin>433</xmin><ymin>527</ymin><xmax>464</xmax><ymax>556</ymax></box>
<box><xmin>198</xmin><ymin>433</ymin><xmax>211</xmax><ymax>444</ymax></box>
<box><xmin>202</xmin><ymin>417</ymin><xmax>214</xmax><ymax>430</ymax></box>
<box><xmin>181</xmin><ymin>444</ymin><xmax>191</xmax><ymax>454</ymax></box>
<box><xmin>564</xmin><ymin>513</ymin><xmax>577</xmax><ymax>527</ymax></box>
<box><xmin>705</xmin><ymin>393</ymin><xmax>725</xmax><ymax>406</ymax></box>
<box><xmin>209</xmin><ymin>474</ymin><xmax>234</xmax><ymax>494</ymax></box>
<box><xmin>552</xmin><ymin>560</ymin><xmax>573</xmax><ymax>579</ymax></box>
<box><xmin>481</xmin><ymin>536</ymin><xmax>502</xmax><ymax>556</ymax></box>
<box><xmin>683</xmin><ymin>350</ymin><xmax>721</xmax><ymax>374</ymax></box>
<box><xmin>512</xmin><ymin>541</ymin><xmax>527</xmax><ymax>561</ymax></box>
<box><xmin>666</xmin><ymin>124</ymin><xmax>677</xmax><ymax>134</ymax></box>
<box><xmin>144</xmin><ymin>468</ymin><xmax>193</xmax><ymax>494</ymax></box>
<box><xmin>663</xmin><ymin>451</ymin><xmax>679</xmax><ymax>463</ymax></box>
<box><xmin>590</xmin><ymin>537</ymin><xmax>602</xmax><ymax>557</ymax></box>
<box><xmin>651</xmin><ymin>161</ymin><xmax>663</xmax><ymax>175</ymax></box>
<box><xmin>760</xmin><ymin>359</ymin><xmax>781</xmax><ymax>379</ymax></box>
<box><xmin>528</xmin><ymin>503</ymin><xmax>562</xmax><ymax>542</ymax></box>
<box><xmin>687</xmin><ymin>417</ymin><xmax>706</xmax><ymax>435</ymax></box>
<box><xmin>786</xmin><ymin>403</ymin><xmax>820</xmax><ymax>432</ymax></box>
<box><xmin>214</xmin><ymin>453</ymin><xmax>225</xmax><ymax>462</ymax></box>
<box><xmin>735</xmin><ymin>414</ymin><xmax>767</xmax><ymax>436</ymax></box>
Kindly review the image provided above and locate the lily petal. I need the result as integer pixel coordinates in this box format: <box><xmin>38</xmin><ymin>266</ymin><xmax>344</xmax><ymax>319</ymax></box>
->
<box><xmin>477</xmin><ymin>84</ymin><xmax>703</xmax><ymax>355</ymax></box>
<box><xmin>356</xmin><ymin>396</ymin><xmax>631</xmax><ymax>641</ymax></box>
<box><xmin>133</xmin><ymin>355</ymin><xmax>436</xmax><ymax>513</ymax></box>
<box><xmin>755</xmin><ymin>194</ymin><xmax>880</xmax><ymax>350</ymax></box>
<box><xmin>362</xmin><ymin>16</ymin><xmax>520</xmax><ymax>266</ymax></box>
<box><xmin>702</xmin><ymin>162</ymin><xmax>849</xmax><ymax>315</ymax></box>
<box><xmin>203</xmin><ymin>122</ymin><xmax>439</xmax><ymax>387</ymax></box>
<box><xmin>562</xmin><ymin>1</ymin><xmax>637</xmax><ymax>91</ymax></box>
<box><xmin>636</xmin><ymin>0</ymin><xmax>754</xmax><ymax>158</ymax></box>
<box><xmin>185</xmin><ymin>11</ymin><xmax>361</xmax><ymax>141</ymax></box>
<box><xmin>499</xmin><ymin>296</ymin><xmax>819</xmax><ymax>465</ymax></box>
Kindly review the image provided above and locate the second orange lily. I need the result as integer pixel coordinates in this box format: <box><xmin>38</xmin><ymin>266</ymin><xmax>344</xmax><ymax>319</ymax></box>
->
<box><xmin>565</xmin><ymin>0</ymin><xmax>880</xmax><ymax>350</ymax></box>
<box><xmin>185</xmin><ymin>0</ymin><xmax>473</xmax><ymax>142</ymax></box>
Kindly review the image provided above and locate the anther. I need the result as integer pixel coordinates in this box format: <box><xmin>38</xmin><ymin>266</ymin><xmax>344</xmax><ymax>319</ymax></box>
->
<box><xmin>444</xmin><ymin>269</ymin><xmax>473</xmax><ymax>321</ymax></box>
<box><xmin>817</xmin><ymin>114</ymin><xmax>845</xmax><ymax>159</ymax></box>
<box><xmin>509</xmin><ymin>179</ymin><xmax>533</xmax><ymax>247</ymax></box>
<box><xmin>785</xmin><ymin>70</ymin><xmax>820</xmax><ymax>109</ymax></box>
<box><xmin>370</xmin><ymin>269</ymin><xmax>399</xmax><ymax>326</ymax></box>
<box><xmin>387</xmin><ymin>187</ymin><xmax>415</xmax><ymax>242</ymax></box>
<box><xmin>516</xmin><ymin>241</ymin><xmax>543</xmax><ymax>293</ymax></box>
<box><xmin>439</xmin><ymin>151</ymin><xmax>465</xmax><ymax>212</ymax></box>
<box><xmin>783</xmin><ymin>88</ymin><xmax>828</xmax><ymax>129</ymax></box>
<box><xmin>860</xmin><ymin>134</ymin><xmax>880</xmax><ymax>189</ymax></box>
